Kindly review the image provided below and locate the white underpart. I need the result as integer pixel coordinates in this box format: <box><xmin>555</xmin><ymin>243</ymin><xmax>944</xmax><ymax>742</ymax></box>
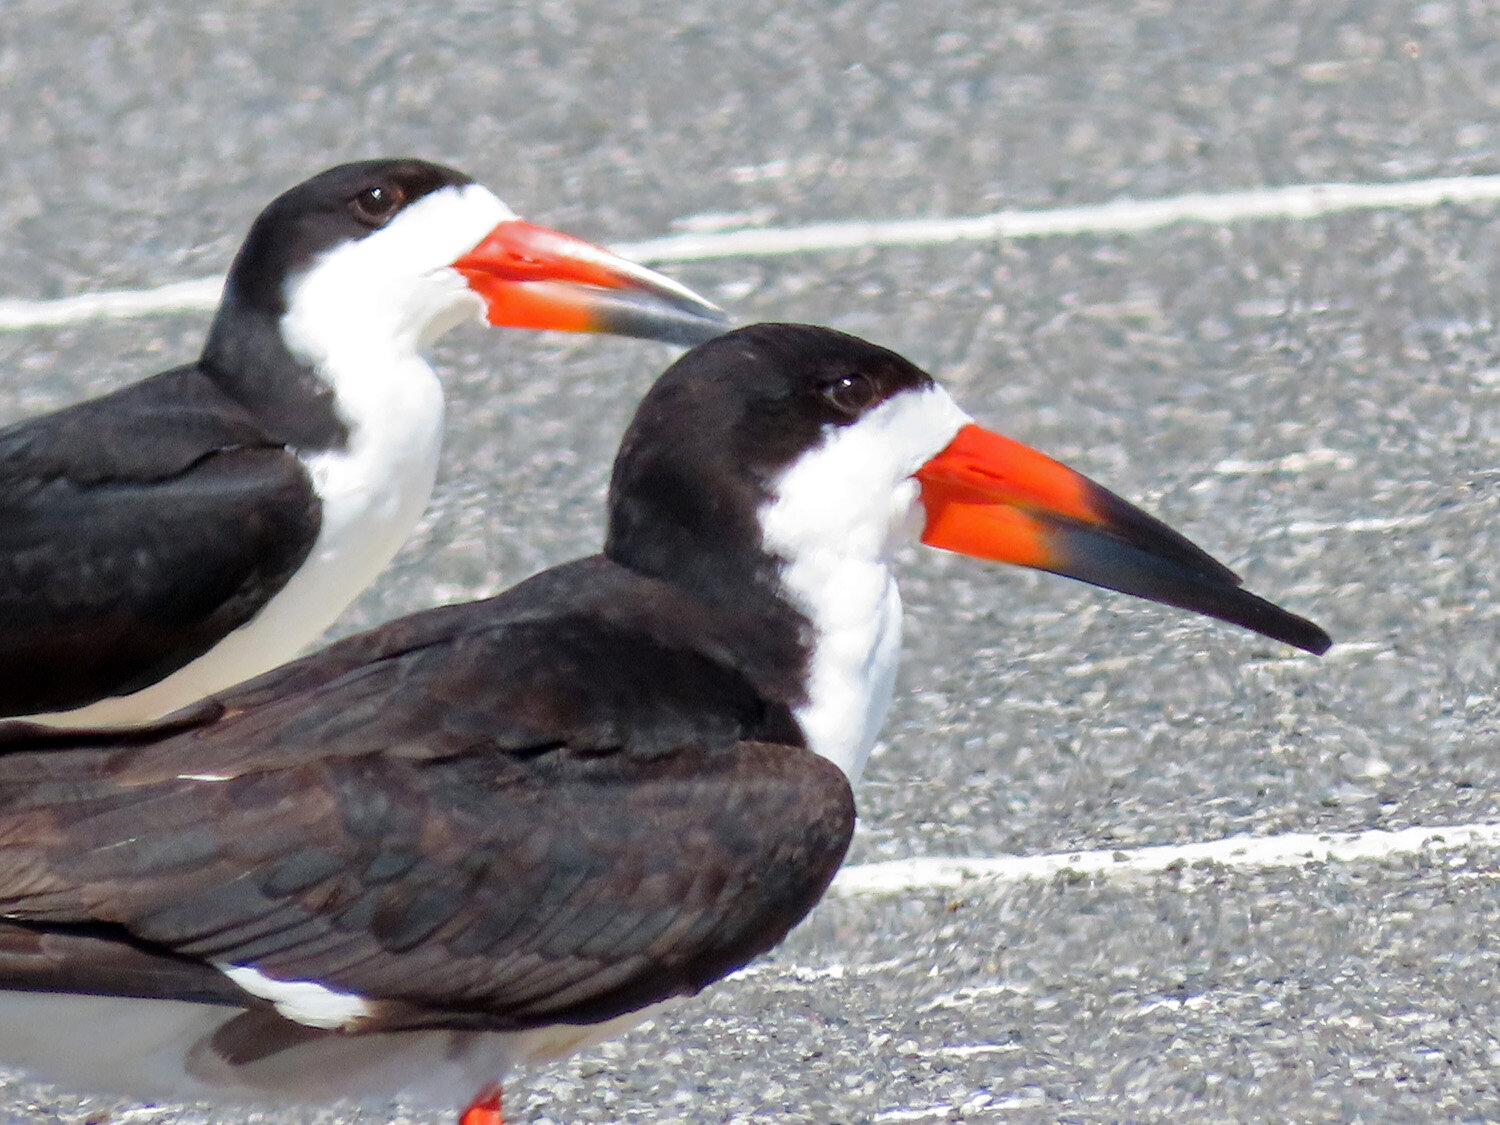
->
<box><xmin>27</xmin><ymin>185</ymin><xmax>515</xmax><ymax>728</ymax></box>
<box><xmin>760</xmin><ymin>385</ymin><xmax>971</xmax><ymax>784</ymax></box>
<box><xmin>0</xmin><ymin>991</ymin><xmax>667</xmax><ymax>1107</ymax></box>
<box><xmin>217</xmin><ymin>965</ymin><xmax>372</xmax><ymax>1030</ymax></box>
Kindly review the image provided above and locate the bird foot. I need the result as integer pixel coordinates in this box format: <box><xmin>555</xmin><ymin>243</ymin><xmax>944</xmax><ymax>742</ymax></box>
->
<box><xmin>460</xmin><ymin>1083</ymin><xmax>503</xmax><ymax>1125</ymax></box>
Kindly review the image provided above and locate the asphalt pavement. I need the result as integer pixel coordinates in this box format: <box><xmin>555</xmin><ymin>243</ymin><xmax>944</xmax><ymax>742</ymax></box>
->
<box><xmin>3</xmin><ymin>0</ymin><xmax>1500</xmax><ymax>1121</ymax></box>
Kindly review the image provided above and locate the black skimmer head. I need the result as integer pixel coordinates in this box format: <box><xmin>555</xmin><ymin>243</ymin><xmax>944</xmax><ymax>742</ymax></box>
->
<box><xmin>1</xmin><ymin>158</ymin><xmax>728</xmax><ymax>729</ymax></box>
<box><xmin>0</xmin><ymin>324</ymin><xmax>1327</xmax><ymax>1121</ymax></box>
<box><xmin>202</xmin><ymin>157</ymin><xmax>727</xmax><ymax>447</ymax></box>
<box><xmin>609</xmin><ymin>323</ymin><xmax>1330</xmax><ymax>778</ymax></box>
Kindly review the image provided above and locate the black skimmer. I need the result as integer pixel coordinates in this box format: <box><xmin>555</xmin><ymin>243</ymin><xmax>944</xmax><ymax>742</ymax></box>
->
<box><xmin>0</xmin><ymin>158</ymin><xmax>727</xmax><ymax>729</ymax></box>
<box><xmin>0</xmin><ymin>324</ymin><xmax>1328</xmax><ymax>1122</ymax></box>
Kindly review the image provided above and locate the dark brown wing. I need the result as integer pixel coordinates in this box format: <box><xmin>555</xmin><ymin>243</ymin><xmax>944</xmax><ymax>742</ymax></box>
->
<box><xmin>0</xmin><ymin>740</ymin><xmax>852</xmax><ymax>1033</ymax></box>
<box><xmin>0</xmin><ymin>596</ymin><xmax>852</xmax><ymax>1033</ymax></box>
<box><xmin>0</xmin><ymin>920</ymin><xmax>247</xmax><ymax>1006</ymax></box>
<box><xmin>0</xmin><ymin>365</ymin><xmax>319</xmax><ymax>714</ymax></box>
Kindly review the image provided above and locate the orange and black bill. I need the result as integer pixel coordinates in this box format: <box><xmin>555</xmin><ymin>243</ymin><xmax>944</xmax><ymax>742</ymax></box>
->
<box><xmin>454</xmin><ymin>221</ymin><xmax>730</xmax><ymax>347</ymax></box>
<box><xmin>916</xmin><ymin>424</ymin><xmax>1332</xmax><ymax>655</ymax></box>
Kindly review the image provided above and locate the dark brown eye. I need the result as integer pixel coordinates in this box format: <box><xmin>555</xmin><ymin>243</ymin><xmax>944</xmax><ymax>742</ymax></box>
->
<box><xmin>349</xmin><ymin>182</ymin><xmax>407</xmax><ymax>227</ymax></box>
<box><xmin>821</xmin><ymin>372</ymin><xmax>879</xmax><ymax>416</ymax></box>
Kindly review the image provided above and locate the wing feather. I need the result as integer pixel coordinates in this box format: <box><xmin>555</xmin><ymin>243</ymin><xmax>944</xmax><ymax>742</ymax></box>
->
<box><xmin>0</xmin><ymin>598</ymin><xmax>850</xmax><ymax>1033</ymax></box>
<box><xmin>0</xmin><ymin>367</ymin><xmax>319</xmax><ymax>714</ymax></box>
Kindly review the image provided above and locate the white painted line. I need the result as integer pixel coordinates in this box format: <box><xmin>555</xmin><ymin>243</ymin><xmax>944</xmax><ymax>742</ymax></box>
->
<box><xmin>874</xmin><ymin>1106</ymin><xmax>956</xmax><ymax>1123</ymax></box>
<box><xmin>932</xmin><ymin>1043</ymin><xmax>1024</xmax><ymax>1058</ymax></box>
<box><xmin>5</xmin><ymin>173</ymin><xmax>1500</xmax><ymax>332</ymax></box>
<box><xmin>619</xmin><ymin>174</ymin><xmax>1500</xmax><ymax>263</ymax></box>
<box><xmin>1209</xmin><ymin>448</ymin><xmax>1357</xmax><ymax>475</ymax></box>
<box><xmin>831</xmin><ymin>822</ymin><xmax>1500</xmax><ymax>896</ymax></box>
<box><xmin>0</xmin><ymin>277</ymin><xmax>222</xmax><ymax>330</ymax></box>
<box><xmin>1285</xmin><ymin>513</ymin><xmax>1434</xmax><ymax>537</ymax></box>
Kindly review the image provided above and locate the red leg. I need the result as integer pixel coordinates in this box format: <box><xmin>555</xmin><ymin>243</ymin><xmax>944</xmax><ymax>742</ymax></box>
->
<box><xmin>460</xmin><ymin>1082</ymin><xmax>503</xmax><ymax>1125</ymax></box>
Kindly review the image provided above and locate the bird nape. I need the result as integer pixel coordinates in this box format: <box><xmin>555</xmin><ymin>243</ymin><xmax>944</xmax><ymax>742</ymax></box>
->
<box><xmin>0</xmin><ymin>323</ymin><xmax>1327</xmax><ymax>1124</ymax></box>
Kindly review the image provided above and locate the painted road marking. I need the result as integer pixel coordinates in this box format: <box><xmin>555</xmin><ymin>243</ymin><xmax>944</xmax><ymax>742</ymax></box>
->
<box><xmin>5</xmin><ymin>173</ymin><xmax>1500</xmax><ymax>331</ymax></box>
<box><xmin>832</xmin><ymin>821</ymin><xmax>1500</xmax><ymax>895</ymax></box>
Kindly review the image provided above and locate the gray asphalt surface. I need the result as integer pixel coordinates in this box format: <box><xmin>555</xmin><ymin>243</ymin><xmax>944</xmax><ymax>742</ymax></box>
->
<box><xmin>3</xmin><ymin>1</ymin><xmax>1500</xmax><ymax>1121</ymax></box>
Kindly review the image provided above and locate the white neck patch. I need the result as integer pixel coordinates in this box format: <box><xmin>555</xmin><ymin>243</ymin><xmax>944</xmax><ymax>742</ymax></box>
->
<box><xmin>758</xmin><ymin>385</ymin><xmax>971</xmax><ymax>784</ymax></box>
<box><xmin>280</xmin><ymin>185</ymin><xmax>520</xmax><ymax>542</ymax></box>
<box><xmin>279</xmin><ymin>182</ymin><xmax>515</xmax><ymax>379</ymax></box>
<box><xmin>229</xmin><ymin>185</ymin><xmax>515</xmax><ymax>715</ymax></box>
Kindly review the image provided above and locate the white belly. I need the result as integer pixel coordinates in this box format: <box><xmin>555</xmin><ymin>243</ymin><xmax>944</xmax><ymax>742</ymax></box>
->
<box><xmin>0</xmin><ymin>990</ymin><xmax>661</xmax><ymax>1108</ymax></box>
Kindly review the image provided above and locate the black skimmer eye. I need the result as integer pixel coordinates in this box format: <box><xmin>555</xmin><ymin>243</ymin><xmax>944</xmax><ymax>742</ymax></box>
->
<box><xmin>347</xmin><ymin>181</ymin><xmax>409</xmax><ymax>228</ymax></box>
<box><xmin>819</xmin><ymin>371</ymin><xmax>879</xmax><ymax>417</ymax></box>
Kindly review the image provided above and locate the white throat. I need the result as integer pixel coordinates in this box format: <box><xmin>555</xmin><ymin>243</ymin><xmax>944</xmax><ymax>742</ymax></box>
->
<box><xmin>758</xmin><ymin>386</ymin><xmax>970</xmax><ymax>784</ymax></box>
<box><xmin>282</xmin><ymin>183</ymin><xmax>514</xmax><ymax>364</ymax></box>
<box><xmin>232</xmin><ymin>185</ymin><xmax>521</xmax><ymax>707</ymax></box>
<box><xmin>276</xmin><ymin>185</ymin><xmax>517</xmax><ymax>647</ymax></box>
